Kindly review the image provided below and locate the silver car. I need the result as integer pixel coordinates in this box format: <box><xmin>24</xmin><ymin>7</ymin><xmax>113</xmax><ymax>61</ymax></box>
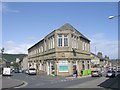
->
<box><xmin>91</xmin><ymin>71</ymin><xmax>102</xmax><ymax>77</ymax></box>
<box><xmin>106</xmin><ymin>70</ymin><xmax>116</xmax><ymax>77</ymax></box>
<box><xmin>28</xmin><ymin>68</ymin><xmax>37</xmax><ymax>75</ymax></box>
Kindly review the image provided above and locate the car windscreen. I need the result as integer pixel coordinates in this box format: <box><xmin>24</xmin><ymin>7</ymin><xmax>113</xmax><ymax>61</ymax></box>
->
<box><xmin>107</xmin><ymin>71</ymin><xmax>113</xmax><ymax>73</ymax></box>
<box><xmin>29</xmin><ymin>68</ymin><xmax>35</xmax><ymax>70</ymax></box>
<box><xmin>92</xmin><ymin>71</ymin><xmax>98</xmax><ymax>73</ymax></box>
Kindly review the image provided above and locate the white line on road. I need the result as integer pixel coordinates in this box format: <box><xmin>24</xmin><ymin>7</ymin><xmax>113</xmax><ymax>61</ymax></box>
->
<box><xmin>14</xmin><ymin>81</ymin><xmax>28</xmax><ymax>88</ymax></box>
<box><xmin>32</xmin><ymin>78</ymin><xmax>34</xmax><ymax>79</ymax></box>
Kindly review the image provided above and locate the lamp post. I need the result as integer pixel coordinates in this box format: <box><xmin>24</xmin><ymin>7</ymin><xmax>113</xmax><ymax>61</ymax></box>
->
<box><xmin>1</xmin><ymin>48</ymin><xmax>4</xmax><ymax>61</ymax></box>
<box><xmin>1</xmin><ymin>48</ymin><xmax>4</xmax><ymax>74</ymax></box>
<box><xmin>108</xmin><ymin>15</ymin><xmax>120</xmax><ymax>19</ymax></box>
<box><xmin>108</xmin><ymin>15</ymin><xmax>120</xmax><ymax>70</ymax></box>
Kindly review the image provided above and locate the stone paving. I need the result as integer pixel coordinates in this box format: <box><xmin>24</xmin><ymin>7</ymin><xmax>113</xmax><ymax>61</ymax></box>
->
<box><xmin>2</xmin><ymin>76</ymin><xmax>25</xmax><ymax>88</ymax></box>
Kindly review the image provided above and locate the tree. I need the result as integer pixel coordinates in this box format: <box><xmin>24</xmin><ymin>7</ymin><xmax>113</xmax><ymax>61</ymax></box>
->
<box><xmin>105</xmin><ymin>55</ymin><xmax>109</xmax><ymax>60</ymax></box>
<box><xmin>97</xmin><ymin>52</ymin><xmax>103</xmax><ymax>58</ymax></box>
<box><xmin>13</xmin><ymin>62</ymin><xmax>19</xmax><ymax>68</ymax></box>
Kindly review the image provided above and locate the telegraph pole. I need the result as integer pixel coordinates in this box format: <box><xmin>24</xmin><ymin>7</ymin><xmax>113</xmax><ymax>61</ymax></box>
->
<box><xmin>95</xmin><ymin>46</ymin><xmax>96</xmax><ymax>55</ymax></box>
<box><xmin>1</xmin><ymin>48</ymin><xmax>4</xmax><ymax>61</ymax></box>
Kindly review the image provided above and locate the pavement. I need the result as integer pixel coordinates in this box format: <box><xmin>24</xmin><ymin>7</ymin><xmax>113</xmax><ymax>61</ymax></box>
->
<box><xmin>2</xmin><ymin>76</ymin><xmax>26</xmax><ymax>89</ymax></box>
<box><xmin>2</xmin><ymin>72</ymin><xmax>119</xmax><ymax>89</ymax></box>
<box><xmin>68</xmin><ymin>77</ymin><xmax>108</xmax><ymax>88</ymax></box>
<box><xmin>9</xmin><ymin>73</ymin><xmax>96</xmax><ymax>88</ymax></box>
<box><xmin>66</xmin><ymin>75</ymin><xmax>91</xmax><ymax>79</ymax></box>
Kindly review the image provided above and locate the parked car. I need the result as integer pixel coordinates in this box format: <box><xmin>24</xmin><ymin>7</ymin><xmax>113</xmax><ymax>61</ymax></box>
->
<box><xmin>91</xmin><ymin>70</ymin><xmax>102</xmax><ymax>77</ymax></box>
<box><xmin>106</xmin><ymin>70</ymin><xmax>116</xmax><ymax>77</ymax></box>
<box><xmin>19</xmin><ymin>69</ymin><xmax>22</xmax><ymax>73</ymax></box>
<box><xmin>117</xmin><ymin>66</ymin><xmax>120</xmax><ymax>72</ymax></box>
<box><xmin>28</xmin><ymin>68</ymin><xmax>36</xmax><ymax>75</ymax></box>
<box><xmin>14</xmin><ymin>68</ymin><xmax>19</xmax><ymax>73</ymax></box>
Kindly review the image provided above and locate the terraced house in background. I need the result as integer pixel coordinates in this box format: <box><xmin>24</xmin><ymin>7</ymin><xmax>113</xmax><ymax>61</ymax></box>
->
<box><xmin>28</xmin><ymin>23</ymin><xmax>91</xmax><ymax>76</ymax></box>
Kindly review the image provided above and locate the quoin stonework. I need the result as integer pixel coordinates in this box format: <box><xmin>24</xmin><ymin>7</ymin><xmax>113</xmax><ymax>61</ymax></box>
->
<box><xmin>28</xmin><ymin>23</ymin><xmax>91</xmax><ymax>76</ymax></box>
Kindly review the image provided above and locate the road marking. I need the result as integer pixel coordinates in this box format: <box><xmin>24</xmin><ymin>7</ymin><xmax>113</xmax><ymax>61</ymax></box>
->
<box><xmin>35</xmin><ymin>83</ymin><xmax>45</xmax><ymax>86</ymax></box>
<box><xmin>31</xmin><ymin>78</ymin><xmax>35</xmax><ymax>80</ymax></box>
<box><xmin>50</xmin><ymin>81</ymin><xmax>57</xmax><ymax>84</ymax></box>
<box><xmin>14</xmin><ymin>81</ymin><xmax>28</xmax><ymax>88</ymax></box>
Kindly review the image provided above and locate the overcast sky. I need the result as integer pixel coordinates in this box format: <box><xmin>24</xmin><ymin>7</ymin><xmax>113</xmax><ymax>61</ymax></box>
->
<box><xmin>1</xmin><ymin>2</ymin><xmax>119</xmax><ymax>59</ymax></box>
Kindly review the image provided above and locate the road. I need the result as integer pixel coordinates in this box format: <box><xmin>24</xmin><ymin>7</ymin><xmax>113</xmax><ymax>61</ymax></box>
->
<box><xmin>8</xmin><ymin>72</ymin><xmax>119</xmax><ymax>89</ymax></box>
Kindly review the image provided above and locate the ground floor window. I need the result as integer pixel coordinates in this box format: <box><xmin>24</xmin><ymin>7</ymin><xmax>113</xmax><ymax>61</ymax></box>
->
<box><xmin>58</xmin><ymin>60</ymin><xmax>68</xmax><ymax>72</ymax></box>
<box><xmin>47</xmin><ymin>60</ymin><xmax>55</xmax><ymax>75</ymax></box>
<box><xmin>72</xmin><ymin>60</ymin><xmax>77</xmax><ymax>74</ymax></box>
<box><xmin>51</xmin><ymin>61</ymin><xmax>55</xmax><ymax>75</ymax></box>
<box><xmin>82</xmin><ymin>61</ymin><xmax>85</xmax><ymax>70</ymax></box>
<box><xmin>87</xmin><ymin>61</ymin><xmax>90</xmax><ymax>69</ymax></box>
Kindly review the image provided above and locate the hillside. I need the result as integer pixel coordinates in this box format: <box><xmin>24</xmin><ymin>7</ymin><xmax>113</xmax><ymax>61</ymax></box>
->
<box><xmin>2</xmin><ymin>53</ymin><xmax>27</xmax><ymax>62</ymax></box>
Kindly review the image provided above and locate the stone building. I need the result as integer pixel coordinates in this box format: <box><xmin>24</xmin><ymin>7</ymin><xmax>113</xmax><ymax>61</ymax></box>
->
<box><xmin>91</xmin><ymin>53</ymin><xmax>109</xmax><ymax>72</ymax></box>
<box><xmin>21</xmin><ymin>56</ymin><xmax>29</xmax><ymax>71</ymax></box>
<box><xmin>28</xmin><ymin>23</ymin><xmax>91</xmax><ymax>76</ymax></box>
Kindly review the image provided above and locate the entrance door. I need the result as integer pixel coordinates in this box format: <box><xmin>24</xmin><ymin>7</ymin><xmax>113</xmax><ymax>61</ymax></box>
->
<box><xmin>73</xmin><ymin>61</ymin><xmax>77</xmax><ymax>74</ymax></box>
<box><xmin>47</xmin><ymin>61</ymin><xmax>55</xmax><ymax>75</ymax></box>
<box><xmin>51</xmin><ymin>61</ymin><xmax>55</xmax><ymax>75</ymax></box>
<box><xmin>47</xmin><ymin>61</ymin><xmax>51</xmax><ymax>75</ymax></box>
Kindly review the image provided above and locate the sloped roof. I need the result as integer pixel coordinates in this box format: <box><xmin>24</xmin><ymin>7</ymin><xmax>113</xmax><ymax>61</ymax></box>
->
<box><xmin>28</xmin><ymin>23</ymin><xmax>90</xmax><ymax>50</ymax></box>
<box><xmin>58</xmin><ymin>23</ymin><xmax>90</xmax><ymax>41</ymax></box>
<box><xmin>91</xmin><ymin>52</ymin><xmax>105</xmax><ymax>60</ymax></box>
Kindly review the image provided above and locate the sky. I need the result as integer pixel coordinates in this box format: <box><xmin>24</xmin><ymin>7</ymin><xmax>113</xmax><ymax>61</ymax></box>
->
<box><xmin>1</xmin><ymin>2</ymin><xmax>119</xmax><ymax>59</ymax></box>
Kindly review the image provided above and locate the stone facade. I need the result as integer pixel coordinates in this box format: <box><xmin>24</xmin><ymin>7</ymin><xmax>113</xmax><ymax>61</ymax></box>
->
<box><xmin>28</xmin><ymin>23</ymin><xmax>91</xmax><ymax>76</ymax></box>
<box><xmin>91</xmin><ymin>53</ymin><xmax>109</xmax><ymax>72</ymax></box>
<box><xmin>21</xmin><ymin>56</ymin><xmax>29</xmax><ymax>70</ymax></box>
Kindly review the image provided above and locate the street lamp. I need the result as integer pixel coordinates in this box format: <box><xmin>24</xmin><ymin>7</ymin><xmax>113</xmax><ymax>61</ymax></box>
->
<box><xmin>108</xmin><ymin>15</ymin><xmax>120</xmax><ymax>71</ymax></box>
<box><xmin>108</xmin><ymin>15</ymin><xmax>120</xmax><ymax>19</ymax></box>
<box><xmin>1</xmin><ymin>48</ymin><xmax>4</xmax><ymax>61</ymax></box>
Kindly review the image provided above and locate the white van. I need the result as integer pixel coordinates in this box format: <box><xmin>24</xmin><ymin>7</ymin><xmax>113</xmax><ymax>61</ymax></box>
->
<box><xmin>2</xmin><ymin>67</ymin><xmax>11</xmax><ymax>76</ymax></box>
<box><xmin>28</xmin><ymin>68</ymin><xmax>36</xmax><ymax>75</ymax></box>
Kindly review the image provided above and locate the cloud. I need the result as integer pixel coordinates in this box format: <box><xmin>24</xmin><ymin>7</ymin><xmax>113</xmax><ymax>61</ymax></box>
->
<box><xmin>90</xmin><ymin>33</ymin><xmax>118</xmax><ymax>59</ymax></box>
<box><xmin>0</xmin><ymin>3</ymin><xmax>19</xmax><ymax>13</ymax></box>
<box><xmin>3</xmin><ymin>41</ymin><xmax>33</xmax><ymax>54</ymax></box>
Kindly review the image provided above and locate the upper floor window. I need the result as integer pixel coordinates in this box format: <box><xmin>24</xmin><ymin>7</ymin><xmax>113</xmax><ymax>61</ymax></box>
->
<box><xmin>64</xmin><ymin>34</ymin><xmax>68</xmax><ymax>47</ymax></box>
<box><xmin>58</xmin><ymin>34</ymin><xmax>69</xmax><ymax>47</ymax></box>
<box><xmin>48</xmin><ymin>35</ymin><xmax>55</xmax><ymax>50</ymax></box>
<box><xmin>58</xmin><ymin>34</ymin><xmax>62</xmax><ymax>47</ymax></box>
<box><xmin>44</xmin><ymin>40</ymin><xmax>47</xmax><ymax>51</ymax></box>
<box><xmin>41</xmin><ymin>46</ymin><xmax>43</xmax><ymax>52</ymax></box>
<box><xmin>72</xmin><ymin>35</ymin><xmax>78</xmax><ymax>49</ymax></box>
<box><xmin>88</xmin><ymin>43</ymin><xmax>90</xmax><ymax>51</ymax></box>
<box><xmin>82</xmin><ymin>40</ymin><xmax>90</xmax><ymax>52</ymax></box>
